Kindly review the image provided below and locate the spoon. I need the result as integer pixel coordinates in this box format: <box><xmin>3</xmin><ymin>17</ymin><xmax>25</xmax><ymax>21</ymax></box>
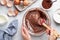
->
<box><xmin>38</xmin><ymin>18</ymin><xmax>60</xmax><ymax>38</ymax></box>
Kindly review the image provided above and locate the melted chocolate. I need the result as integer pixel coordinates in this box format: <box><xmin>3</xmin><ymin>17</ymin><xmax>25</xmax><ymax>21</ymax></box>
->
<box><xmin>42</xmin><ymin>0</ymin><xmax>52</xmax><ymax>9</ymax></box>
<box><xmin>25</xmin><ymin>9</ymin><xmax>47</xmax><ymax>33</ymax></box>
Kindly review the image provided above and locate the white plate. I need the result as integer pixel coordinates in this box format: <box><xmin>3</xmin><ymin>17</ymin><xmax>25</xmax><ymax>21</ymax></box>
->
<box><xmin>53</xmin><ymin>9</ymin><xmax>60</xmax><ymax>24</ymax></box>
<box><xmin>0</xmin><ymin>15</ymin><xmax>8</xmax><ymax>26</ymax></box>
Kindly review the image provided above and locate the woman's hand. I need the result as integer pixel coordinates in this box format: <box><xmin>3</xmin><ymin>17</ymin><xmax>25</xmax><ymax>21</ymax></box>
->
<box><xmin>22</xmin><ymin>25</ymin><xmax>31</xmax><ymax>40</ymax></box>
<box><xmin>46</xmin><ymin>29</ymin><xmax>58</xmax><ymax>40</ymax></box>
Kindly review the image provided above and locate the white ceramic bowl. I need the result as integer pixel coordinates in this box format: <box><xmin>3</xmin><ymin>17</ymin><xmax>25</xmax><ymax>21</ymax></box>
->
<box><xmin>53</xmin><ymin>9</ymin><xmax>60</xmax><ymax>24</ymax></box>
<box><xmin>22</xmin><ymin>8</ymin><xmax>51</xmax><ymax>36</ymax></box>
<box><xmin>0</xmin><ymin>15</ymin><xmax>8</xmax><ymax>26</ymax></box>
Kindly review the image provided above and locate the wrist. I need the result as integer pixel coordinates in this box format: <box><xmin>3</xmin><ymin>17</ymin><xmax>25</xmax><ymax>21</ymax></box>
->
<box><xmin>24</xmin><ymin>38</ymin><xmax>31</xmax><ymax>40</ymax></box>
<box><xmin>27</xmin><ymin>38</ymin><xmax>31</xmax><ymax>40</ymax></box>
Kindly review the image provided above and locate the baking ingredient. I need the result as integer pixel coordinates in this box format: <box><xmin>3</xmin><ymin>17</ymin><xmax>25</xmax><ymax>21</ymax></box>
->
<box><xmin>8</xmin><ymin>9</ymin><xmax>15</xmax><ymax>16</ymax></box>
<box><xmin>7</xmin><ymin>1</ymin><xmax>13</xmax><ymax>7</ymax></box>
<box><xmin>14</xmin><ymin>0</ymin><xmax>29</xmax><ymax>6</ymax></box>
<box><xmin>14</xmin><ymin>0</ymin><xmax>20</xmax><ymax>5</ymax></box>
<box><xmin>23</xmin><ymin>0</ymin><xmax>29</xmax><ymax>6</ymax></box>
<box><xmin>0</xmin><ymin>0</ymin><xmax>7</xmax><ymax>6</ymax></box>
<box><xmin>42</xmin><ymin>0</ymin><xmax>52</xmax><ymax>9</ymax></box>
<box><xmin>25</xmin><ymin>9</ymin><xmax>47</xmax><ymax>33</ymax></box>
<box><xmin>14</xmin><ymin>9</ymin><xmax>19</xmax><ymax>16</ymax></box>
<box><xmin>7</xmin><ymin>9</ymin><xmax>18</xmax><ymax>17</ymax></box>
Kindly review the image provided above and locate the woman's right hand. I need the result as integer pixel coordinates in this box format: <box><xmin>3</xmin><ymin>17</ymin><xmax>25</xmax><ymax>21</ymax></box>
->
<box><xmin>46</xmin><ymin>29</ymin><xmax>58</xmax><ymax>40</ymax></box>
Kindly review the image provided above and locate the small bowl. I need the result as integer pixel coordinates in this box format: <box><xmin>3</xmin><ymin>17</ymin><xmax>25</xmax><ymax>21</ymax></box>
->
<box><xmin>0</xmin><ymin>15</ymin><xmax>8</xmax><ymax>26</ymax></box>
<box><xmin>41</xmin><ymin>0</ymin><xmax>53</xmax><ymax>11</ymax></box>
<box><xmin>22</xmin><ymin>8</ymin><xmax>51</xmax><ymax>36</ymax></box>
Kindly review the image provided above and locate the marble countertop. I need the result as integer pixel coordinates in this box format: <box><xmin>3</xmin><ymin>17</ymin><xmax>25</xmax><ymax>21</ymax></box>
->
<box><xmin>0</xmin><ymin>0</ymin><xmax>60</xmax><ymax>40</ymax></box>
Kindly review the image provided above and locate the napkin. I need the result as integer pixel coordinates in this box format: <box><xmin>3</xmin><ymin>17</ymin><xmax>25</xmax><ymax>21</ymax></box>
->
<box><xmin>0</xmin><ymin>20</ymin><xmax>18</xmax><ymax>40</ymax></box>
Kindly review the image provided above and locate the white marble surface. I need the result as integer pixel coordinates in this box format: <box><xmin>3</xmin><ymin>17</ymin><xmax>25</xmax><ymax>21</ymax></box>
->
<box><xmin>0</xmin><ymin>0</ymin><xmax>60</xmax><ymax>40</ymax></box>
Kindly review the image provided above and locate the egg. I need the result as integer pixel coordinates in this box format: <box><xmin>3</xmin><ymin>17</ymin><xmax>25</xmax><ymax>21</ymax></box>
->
<box><xmin>7</xmin><ymin>9</ymin><xmax>15</xmax><ymax>17</ymax></box>
<box><xmin>7</xmin><ymin>1</ymin><xmax>13</xmax><ymax>7</ymax></box>
<box><xmin>0</xmin><ymin>0</ymin><xmax>7</xmax><ymax>6</ymax></box>
<box><xmin>20</xmin><ymin>1</ymin><xmax>24</xmax><ymax>5</ymax></box>
<box><xmin>14</xmin><ymin>0</ymin><xmax>20</xmax><ymax>5</ymax></box>
<box><xmin>14</xmin><ymin>10</ymin><xmax>18</xmax><ymax>16</ymax></box>
<box><xmin>7</xmin><ymin>9</ymin><xmax>18</xmax><ymax>17</ymax></box>
<box><xmin>23</xmin><ymin>0</ymin><xmax>29</xmax><ymax>6</ymax></box>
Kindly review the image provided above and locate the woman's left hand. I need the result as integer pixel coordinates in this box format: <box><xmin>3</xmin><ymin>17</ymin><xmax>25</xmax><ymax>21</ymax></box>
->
<box><xmin>21</xmin><ymin>25</ymin><xmax>31</xmax><ymax>40</ymax></box>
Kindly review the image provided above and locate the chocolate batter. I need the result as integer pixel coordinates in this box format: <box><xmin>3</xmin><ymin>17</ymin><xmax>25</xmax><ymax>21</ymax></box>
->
<box><xmin>42</xmin><ymin>0</ymin><xmax>52</xmax><ymax>9</ymax></box>
<box><xmin>25</xmin><ymin>9</ymin><xmax>48</xmax><ymax>33</ymax></box>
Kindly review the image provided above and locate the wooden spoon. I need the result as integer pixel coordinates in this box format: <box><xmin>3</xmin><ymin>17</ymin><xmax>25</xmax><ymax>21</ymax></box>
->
<box><xmin>42</xmin><ymin>23</ymin><xmax>60</xmax><ymax>38</ymax></box>
<box><xmin>38</xmin><ymin>18</ymin><xmax>60</xmax><ymax>37</ymax></box>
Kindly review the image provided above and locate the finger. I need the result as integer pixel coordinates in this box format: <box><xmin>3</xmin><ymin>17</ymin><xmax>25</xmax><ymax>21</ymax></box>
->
<box><xmin>23</xmin><ymin>26</ymin><xmax>29</xmax><ymax>36</ymax></box>
<box><xmin>22</xmin><ymin>27</ymin><xmax>26</xmax><ymax>37</ymax></box>
<box><xmin>22</xmin><ymin>25</ymin><xmax>31</xmax><ymax>38</ymax></box>
<box><xmin>50</xmin><ymin>29</ymin><xmax>55</xmax><ymax>36</ymax></box>
<box><xmin>46</xmin><ymin>29</ymin><xmax>50</xmax><ymax>35</ymax></box>
<box><xmin>46</xmin><ymin>29</ymin><xmax>54</xmax><ymax>35</ymax></box>
<box><xmin>22</xmin><ymin>24</ymin><xmax>28</xmax><ymax>34</ymax></box>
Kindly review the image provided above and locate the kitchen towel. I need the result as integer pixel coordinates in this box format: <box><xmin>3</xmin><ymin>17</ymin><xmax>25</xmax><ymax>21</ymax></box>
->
<box><xmin>0</xmin><ymin>19</ymin><xmax>18</xmax><ymax>40</ymax></box>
